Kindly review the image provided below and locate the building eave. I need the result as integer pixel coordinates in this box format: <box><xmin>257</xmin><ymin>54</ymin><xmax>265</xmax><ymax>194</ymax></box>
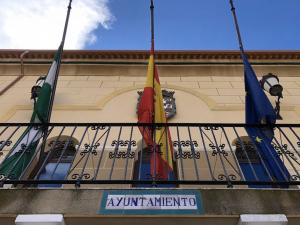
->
<box><xmin>0</xmin><ymin>50</ymin><xmax>300</xmax><ymax>61</ymax></box>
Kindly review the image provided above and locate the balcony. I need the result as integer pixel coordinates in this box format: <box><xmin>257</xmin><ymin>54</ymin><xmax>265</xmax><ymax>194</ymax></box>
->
<box><xmin>0</xmin><ymin>122</ymin><xmax>299</xmax><ymax>188</ymax></box>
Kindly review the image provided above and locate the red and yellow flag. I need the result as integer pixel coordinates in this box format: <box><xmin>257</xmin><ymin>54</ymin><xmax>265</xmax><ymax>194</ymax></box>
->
<box><xmin>137</xmin><ymin>52</ymin><xmax>174</xmax><ymax>180</ymax></box>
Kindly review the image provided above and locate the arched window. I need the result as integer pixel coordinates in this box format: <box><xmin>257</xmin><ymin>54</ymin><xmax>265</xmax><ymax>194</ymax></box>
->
<box><xmin>233</xmin><ymin>136</ymin><xmax>260</xmax><ymax>164</ymax></box>
<box><xmin>132</xmin><ymin>146</ymin><xmax>152</xmax><ymax>187</ymax></box>
<box><xmin>132</xmin><ymin>141</ymin><xmax>178</xmax><ymax>187</ymax></box>
<box><xmin>233</xmin><ymin>136</ymin><xmax>271</xmax><ymax>186</ymax></box>
<box><xmin>37</xmin><ymin>136</ymin><xmax>78</xmax><ymax>188</ymax></box>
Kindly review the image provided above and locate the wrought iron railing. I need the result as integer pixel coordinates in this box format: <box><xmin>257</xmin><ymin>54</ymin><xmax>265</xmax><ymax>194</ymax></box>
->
<box><xmin>0</xmin><ymin>123</ymin><xmax>299</xmax><ymax>188</ymax></box>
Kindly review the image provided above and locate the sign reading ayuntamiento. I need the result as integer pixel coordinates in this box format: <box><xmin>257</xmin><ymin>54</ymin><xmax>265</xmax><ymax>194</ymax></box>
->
<box><xmin>99</xmin><ymin>190</ymin><xmax>203</xmax><ymax>215</ymax></box>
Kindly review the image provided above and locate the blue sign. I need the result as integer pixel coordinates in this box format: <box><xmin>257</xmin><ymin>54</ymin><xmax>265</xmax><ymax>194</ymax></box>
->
<box><xmin>99</xmin><ymin>189</ymin><xmax>204</xmax><ymax>215</ymax></box>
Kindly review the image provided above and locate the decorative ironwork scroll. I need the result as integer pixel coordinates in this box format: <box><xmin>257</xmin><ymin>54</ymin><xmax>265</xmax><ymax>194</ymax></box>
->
<box><xmin>111</xmin><ymin>140</ymin><xmax>136</xmax><ymax>147</ymax></box>
<box><xmin>109</xmin><ymin>151</ymin><xmax>135</xmax><ymax>159</ymax></box>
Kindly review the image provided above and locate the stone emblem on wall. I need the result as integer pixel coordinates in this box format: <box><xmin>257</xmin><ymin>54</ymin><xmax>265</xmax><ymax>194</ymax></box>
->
<box><xmin>137</xmin><ymin>90</ymin><xmax>177</xmax><ymax>119</ymax></box>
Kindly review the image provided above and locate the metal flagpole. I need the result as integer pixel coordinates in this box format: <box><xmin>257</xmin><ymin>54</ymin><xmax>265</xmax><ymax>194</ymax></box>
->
<box><xmin>37</xmin><ymin>0</ymin><xmax>73</xmax><ymax>176</ymax></box>
<box><xmin>46</xmin><ymin>0</ymin><xmax>73</xmax><ymax>122</ymax></box>
<box><xmin>150</xmin><ymin>0</ymin><xmax>157</xmax><ymax>182</ymax></box>
<box><xmin>150</xmin><ymin>0</ymin><xmax>155</xmax><ymax>121</ymax></box>
<box><xmin>150</xmin><ymin>0</ymin><xmax>155</xmax><ymax>54</ymax></box>
<box><xmin>229</xmin><ymin>0</ymin><xmax>245</xmax><ymax>54</ymax></box>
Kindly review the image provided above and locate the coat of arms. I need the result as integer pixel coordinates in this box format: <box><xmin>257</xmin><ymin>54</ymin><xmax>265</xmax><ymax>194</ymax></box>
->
<box><xmin>137</xmin><ymin>90</ymin><xmax>177</xmax><ymax>119</ymax></box>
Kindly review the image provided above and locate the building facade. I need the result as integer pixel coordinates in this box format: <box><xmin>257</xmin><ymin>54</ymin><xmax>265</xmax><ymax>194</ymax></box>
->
<box><xmin>0</xmin><ymin>50</ymin><xmax>300</xmax><ymax>225</ymax></box>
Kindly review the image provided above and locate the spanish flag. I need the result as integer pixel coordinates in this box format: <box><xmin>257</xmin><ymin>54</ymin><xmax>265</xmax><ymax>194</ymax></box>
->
<box><xmin>137</xmin><ymin>52</ymin><xmax>175</xmax><ymax>180</ymax></box>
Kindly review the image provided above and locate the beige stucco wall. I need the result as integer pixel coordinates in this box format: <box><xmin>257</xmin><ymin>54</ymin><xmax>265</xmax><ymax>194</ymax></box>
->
<box><xmin>0</xmin><ymin>66</ymin><xmax>300</xmax><ymax>123</ymax></box>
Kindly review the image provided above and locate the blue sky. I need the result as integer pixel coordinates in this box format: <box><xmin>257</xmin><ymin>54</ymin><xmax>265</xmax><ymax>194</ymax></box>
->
<box><xmin>86</xmin><ymin>0</ymin><xmax>300</xmax><ymax>50</ymax></box>
<box><xmin>1</xmin><ymin>0</ymin><xmax>299</xmax><ymax>50</ymax></box>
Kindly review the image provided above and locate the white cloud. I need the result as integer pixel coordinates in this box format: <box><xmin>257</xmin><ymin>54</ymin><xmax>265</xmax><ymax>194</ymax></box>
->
<box><xmin>0</xmin><ymin>0</ymin><xmax>114</xmax><ymax>49</ymax></box>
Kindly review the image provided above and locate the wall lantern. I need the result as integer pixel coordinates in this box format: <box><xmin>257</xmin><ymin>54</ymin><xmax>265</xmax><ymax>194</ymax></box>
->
<box><xmin>260</xmin><ymin>73</ymin><xmax>283</xmax><ymax>120</ymax></box>
<box><xmin>31</xmin><ymin>75</ymin><xmax>46</xmax><ymax>102</ymax></box>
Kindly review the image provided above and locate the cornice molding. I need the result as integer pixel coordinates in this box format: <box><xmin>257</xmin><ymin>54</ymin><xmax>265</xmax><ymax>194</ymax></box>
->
<box><xmin>0</xmin><ymin>50</ymin><xmax>300</xmax><ymax>61</ymax></box>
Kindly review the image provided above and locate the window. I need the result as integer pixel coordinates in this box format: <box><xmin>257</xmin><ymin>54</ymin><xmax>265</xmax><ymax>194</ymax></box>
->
<box><xmin>132</xmin><ymin>141</ymin><xmax>178</xmax><ymax>187</ymax></box>
<box><xmin>233</xmin><ymin>136</ymin><xmax>272</xmax><ymax>187</ymax></box>
<box><xmin>132</xmin><ymin>147</ymin><xmax>152</xmax><ymax>187</ymax></box>
<box><xmin>37</xmin><ymin>136</ymin><xmax>78</xmax><ymax>188</ymax></box>
<box><xmin>234</xmin><ymin>136</ymin><xmax>260</xmax><ymax>164</ymax></box>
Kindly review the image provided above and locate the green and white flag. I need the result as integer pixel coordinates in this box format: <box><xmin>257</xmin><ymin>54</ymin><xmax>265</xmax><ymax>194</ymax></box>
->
<box><xmin>0</xmin><ymin>45</ymin><xmax>63</xmax><ymax>180</ymax></box>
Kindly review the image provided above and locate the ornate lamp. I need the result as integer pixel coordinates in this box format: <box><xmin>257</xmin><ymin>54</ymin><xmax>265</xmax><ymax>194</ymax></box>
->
<box><xmin>31</xmin><ymin>76</ymin><xmax>46</xmax><ymax>101</ymax></box>
<box><xmin>260</xmin><ymin>73</ymin><xmax>283</xmax><ymax>120</ymax></box>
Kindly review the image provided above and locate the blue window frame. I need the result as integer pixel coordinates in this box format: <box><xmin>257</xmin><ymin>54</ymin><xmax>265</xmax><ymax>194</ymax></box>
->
<box><xmin>38</xmin><ymin>163</ymin><xmax>72</xmax><ymax>188</ymax></box>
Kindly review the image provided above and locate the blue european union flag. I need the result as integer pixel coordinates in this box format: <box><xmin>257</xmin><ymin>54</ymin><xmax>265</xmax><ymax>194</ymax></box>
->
<box><xmin>241</xmin><ymin>54</ymin><xmax>290</xmax><ymax>187</ymax></box>
<box><xmin>243</xmin><ymin>54</ymin><xmax>276</xmax><ymax>124</ymax></box>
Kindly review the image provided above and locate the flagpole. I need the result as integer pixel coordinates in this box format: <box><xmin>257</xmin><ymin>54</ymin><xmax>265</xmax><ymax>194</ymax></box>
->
<box><xmin>229</xmin><ymin>0</ymin><xmax>245</xmax><ymax>54</ymax></box>
<box><xmin>150</xmin><ymin>0</ymin><xmax>155</xmax><ymax>54</ymax></box>
<box><xmin>150</xmin><ymin>0</ymin><xmax>157</xmax><ymax>182</ymax></box>
<box><xmin>150</xmin><ymin>0</ymin><xmax>155</xmax><ymax>120</ymax></box>
<box><xmin>46</xmin><ymin>0</ymin><xmax>73</xmax><ymax>123</ymax></box>
<box><xmin>38</xmin><ymin>0</ymin><xmax>73</xmax><ymax>174</ymax></box>
<box><xmin>61</xmin><ymin>0</ymin><xmax>73</xmax><ymax>48</ymax></box>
